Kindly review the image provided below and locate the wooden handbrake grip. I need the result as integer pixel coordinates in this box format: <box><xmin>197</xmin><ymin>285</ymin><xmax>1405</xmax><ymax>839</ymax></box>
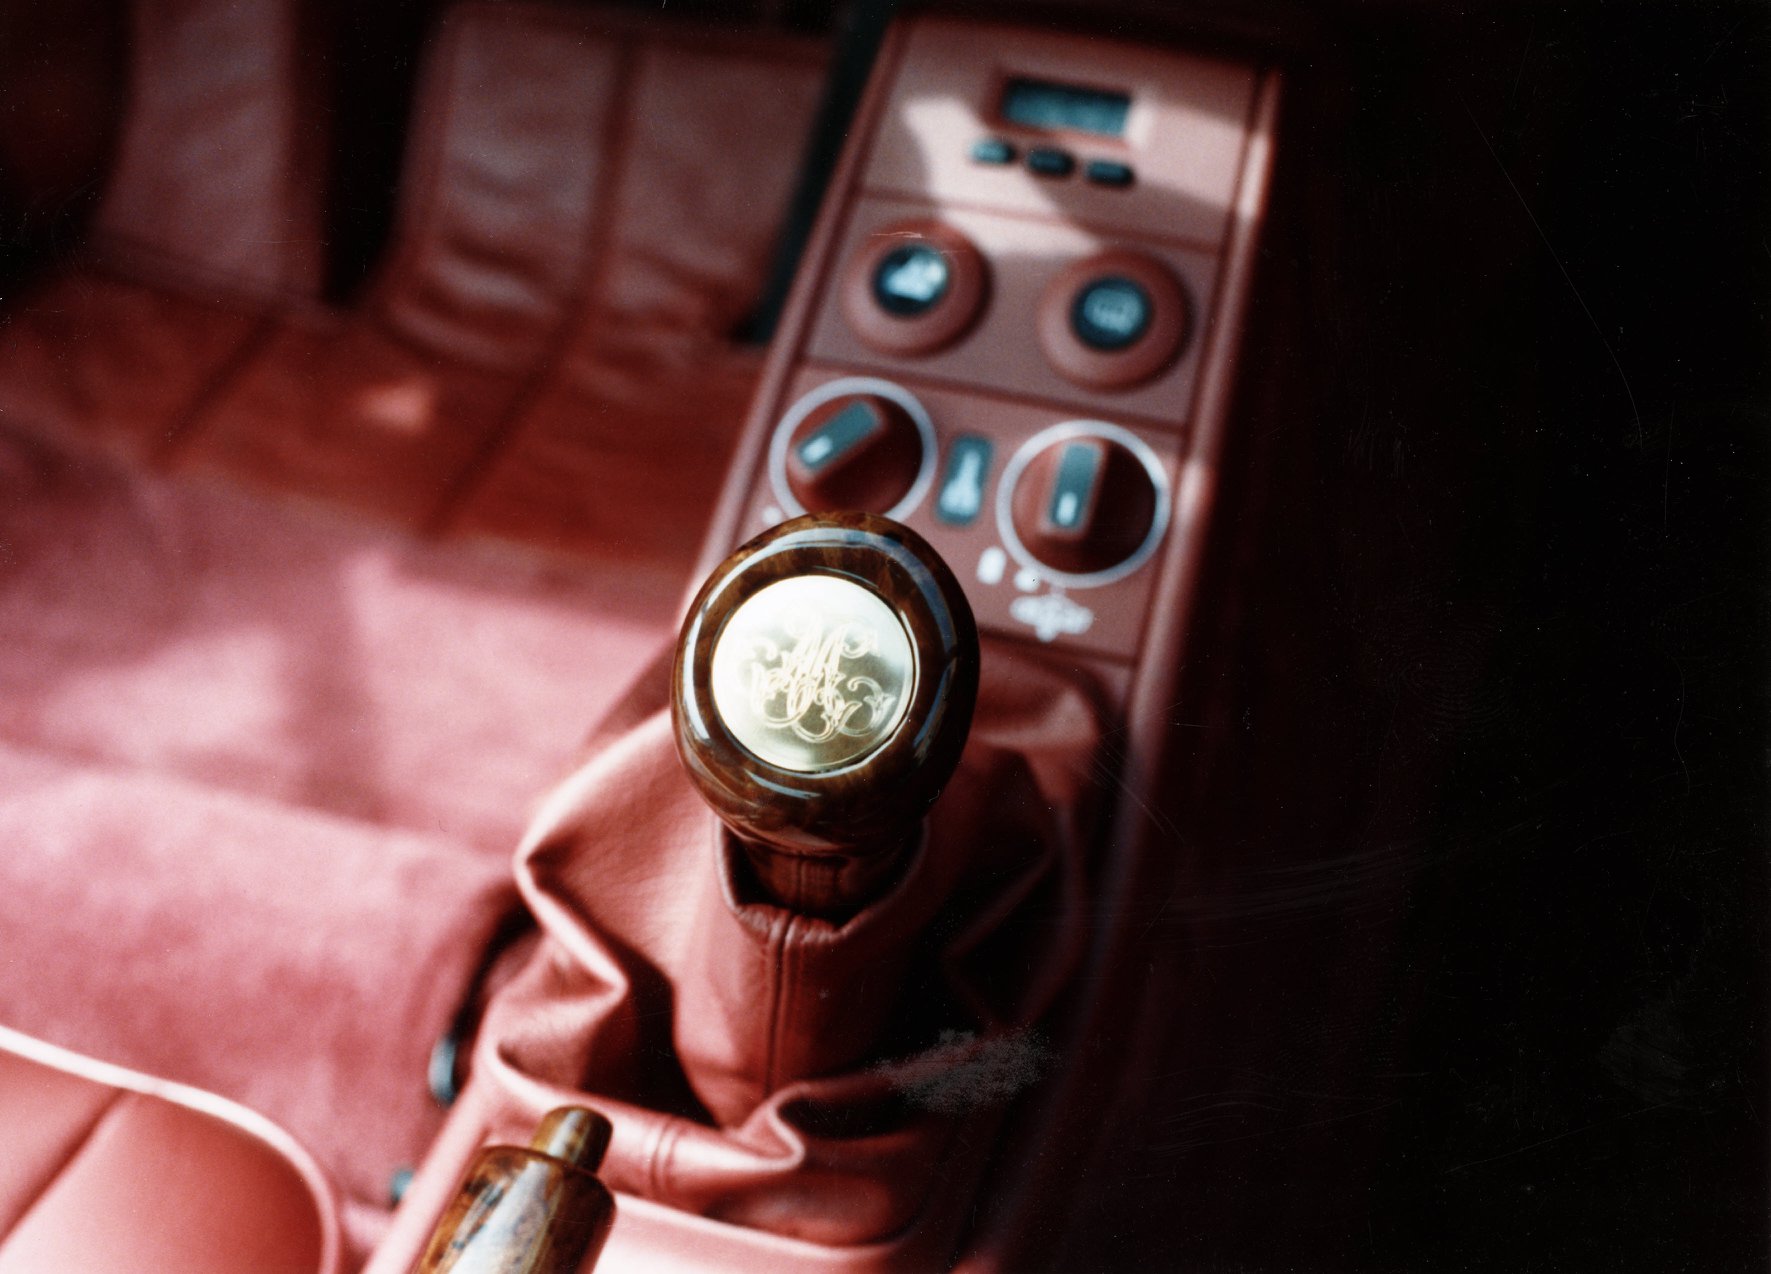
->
<box><xmin>672</xmin><ymin>513</ymin><xmax>980</xmax><ymax>917</ymax></box>
<box><xmin>414</xmin><ymin>1107</ymin><xmax>616</xmax><ymax>1273</ymax></box>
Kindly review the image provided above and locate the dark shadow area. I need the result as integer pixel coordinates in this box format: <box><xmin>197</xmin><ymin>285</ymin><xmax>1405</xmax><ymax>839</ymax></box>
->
<box><xmin>0</xmin><ymin>0</ymin><xmax>124</xmax><ymax>286</ymax></box>
<box><xmin>1056</xmin><ymin>3</ymin><xmax>1768</xmax><ymax>1270</ymax></box>
<box><xmin>319</xmin><ymin>0</ymin><xmax>440</xmax><ymax>303</ymax></box>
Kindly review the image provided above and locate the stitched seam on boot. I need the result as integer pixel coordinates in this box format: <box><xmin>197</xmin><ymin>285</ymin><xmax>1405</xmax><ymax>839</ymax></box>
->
<box><xmin>764</xmin><ymin>908</ymin><xmax>796</xmax><ymax>1097</ymax></box>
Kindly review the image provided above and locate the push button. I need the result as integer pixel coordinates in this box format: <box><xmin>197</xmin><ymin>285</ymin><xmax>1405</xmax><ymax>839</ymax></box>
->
<box><xmin>872</xmin><ymin>243</ymin><xmax>952</xmax><ymax>317</ymax></box>
<box><xmin>1037</xmin><ymin>250</ymin><xmax>1190</xmax><ymax>391</ymax></box>
<box><xmin>1084</xmin><ymin>159</ymin><xmax>1135</xmax><ymax>188</ymax></box>
<box><xmin>1070</xmin><ymin>277</ymin><xmax>1153</xmax><ymax>352</ymax></box>
<box><xmin>1026</xmin><ymin>147</ymin><xmax>1076</xmax><ymax>178</ymax></box>
<box><xmin>841</xmin><ymin>220</ymin><xmax>987</xmax><ymax>357</ymax></box>
<box><xmin>970</xmin><ymin>137</ymin><xmax>1016</xmax><ymax>165</ymax></box>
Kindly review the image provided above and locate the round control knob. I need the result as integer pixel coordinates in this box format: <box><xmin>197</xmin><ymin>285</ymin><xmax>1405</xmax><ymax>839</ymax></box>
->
<box><xmin>1037</xmin><ymin>250</ymin><xmax>1189</xmax><ymax>390</ymax></box>
<box><xmin>999</xmin><ymin>422</ymin><xmax>1172</xmax><ymax>587</ymax></box>
<box><xmin>785</xmin><ymin>394</ymin><xmax>922</xmax><ymax>513</ymax></box>
<box><xmin>872</xmin><ymin>243</ymin><xmax>953</xmax><ymax>317</ymax></box>
<box><xmin>1070</xmin><ymin>276</ymin><xmax>1154</xmax><ymax>351</ymax></box>
<box><xmin>673</xmin><ymin>513</ymin><xmax>979</xmax><ymax>917</ymax></box>
<box><xmin>841</xmin><ymin>220</ymin><xmax>988</xmax><ymax>356</ymax></box>
<box><xmin>770</xmin><ymin>378</ymin><xmax>937</xmax><ymax>520</ymax></box>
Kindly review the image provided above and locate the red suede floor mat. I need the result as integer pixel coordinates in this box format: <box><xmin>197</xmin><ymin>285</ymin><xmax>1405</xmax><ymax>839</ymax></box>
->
<box><xmin>0</xmin><ymin>425</ymin><xmax>676</xmax><ymax>854</ymax></box>
<box><xmin>0</xmin><ymin>422</ymin><xmax>681</xmax><ymax>1250</ymax></box>
<box><xmin>0</xmin><ymin>738</ymin><xmax>511</xmax><ymax>1214</ymax></box>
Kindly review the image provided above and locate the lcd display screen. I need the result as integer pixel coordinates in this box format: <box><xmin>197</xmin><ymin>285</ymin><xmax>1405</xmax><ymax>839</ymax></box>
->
<box><xmin>999</xmin><ymin>77</ymin><xmax>1131</xmax><ymax>137</ymax></box>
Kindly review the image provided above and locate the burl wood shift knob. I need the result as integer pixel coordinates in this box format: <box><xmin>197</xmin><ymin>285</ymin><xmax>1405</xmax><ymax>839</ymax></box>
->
<box><xmin>673</xmin><ymin>513</ymin><xmax>980</xmax><ymax>917</ymax></box>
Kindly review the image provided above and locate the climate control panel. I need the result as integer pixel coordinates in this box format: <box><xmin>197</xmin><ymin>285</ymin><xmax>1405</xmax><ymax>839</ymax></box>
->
<box><xmin>742</xmin><ymin>372</ymin><xmax>1179</xmax><ymax>661</ymax></box>
<box><xmin>712</xmin><ymin>14</ymin><xmax>1272</xmax><ymax>683</ymax></box>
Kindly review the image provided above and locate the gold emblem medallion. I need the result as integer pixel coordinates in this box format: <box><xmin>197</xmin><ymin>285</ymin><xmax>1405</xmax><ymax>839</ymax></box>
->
<box><xmin>709</xmin><ymin>575</ymin><xmax>915</xmax><ymax>772</ymax></box>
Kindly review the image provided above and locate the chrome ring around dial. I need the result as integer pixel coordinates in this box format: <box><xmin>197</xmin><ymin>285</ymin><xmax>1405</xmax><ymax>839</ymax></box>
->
<box><xmin>994</xmin><ymin>419</ymin><xmax>1173</xmax><ymax>589</ymax></box>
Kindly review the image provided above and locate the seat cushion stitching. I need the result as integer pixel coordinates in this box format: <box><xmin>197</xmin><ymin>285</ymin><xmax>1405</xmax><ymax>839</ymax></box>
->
<box><xmin>0</xmin><ymin>1088</ymin><xmax>124</xmax><ymax>1258</ymax></box>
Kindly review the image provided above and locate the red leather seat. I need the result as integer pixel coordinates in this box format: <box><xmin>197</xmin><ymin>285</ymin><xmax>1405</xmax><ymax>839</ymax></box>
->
<box><xmin>0</xmin><ymin>1025</ymin><xmax>342</xmax><ymax>1274</ymax></box>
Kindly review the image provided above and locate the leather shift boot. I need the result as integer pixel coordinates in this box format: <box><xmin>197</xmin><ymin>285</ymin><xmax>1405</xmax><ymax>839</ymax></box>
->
<box><xmin>422</xmin><ymin>643</ymin><xmax>1101</xmax><ymax>1248</ymax></box>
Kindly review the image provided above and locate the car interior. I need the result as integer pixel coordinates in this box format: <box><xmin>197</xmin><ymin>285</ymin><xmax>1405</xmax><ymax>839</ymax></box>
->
<box><xmin>0</xmin><ymin>0</ymin><xmax>1763</xmax><ymax>1270</ymax></box>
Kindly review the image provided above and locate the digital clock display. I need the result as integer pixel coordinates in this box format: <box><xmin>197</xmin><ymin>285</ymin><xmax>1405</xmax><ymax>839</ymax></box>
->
<box><xmin>999</xmin><ymin>77</ymin><xmax>1131</xmax><ymax>138</ymax></box>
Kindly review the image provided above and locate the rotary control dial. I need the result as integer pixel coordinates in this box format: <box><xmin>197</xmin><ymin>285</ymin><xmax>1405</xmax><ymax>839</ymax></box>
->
<box><xmin>770</xmin><ymin>378</ymin><xmax>937</xmax><ymax>520</ymax></box>
<box><xmin>998</xmin><ymin>422</ymin><xmax>1171</xmax><ymax>587</ymax></box>
<box><xmin>784</xmin><ymin>395</ymin><xmax>924</xmax><ymax>514</ymax></box>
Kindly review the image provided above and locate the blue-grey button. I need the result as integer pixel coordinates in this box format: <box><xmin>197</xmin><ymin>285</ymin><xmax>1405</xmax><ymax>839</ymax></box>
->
<box><xmin>1085</xmin><ymin>159</ymin><xmax>1135</xmax><ymax>188</ymax></box>
<box><xmin>971</xmin><ymin>137</ymin><xmax>1016</xmax><ymax>165</ymax></box>
<box><xmin>1026</xmin><ymin>147</ymin><xmax>1076</xmax><ymax>178</ymax></box>
<box><xmin>872</xmin><ymin>243</ymin><xmax>952</xmax><ymax>317</ymax></box>
<box><xmin>1070</xmin><ymin>276</ymin><xmax>1152</xmax><ymax>351</ymax></box>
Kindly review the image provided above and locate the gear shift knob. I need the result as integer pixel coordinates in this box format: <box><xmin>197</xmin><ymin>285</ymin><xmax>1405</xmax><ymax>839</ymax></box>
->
<box><xmin>673</xmin><ymin>513</ymin><xmax>979</xmax><ymax>916</ymax></box>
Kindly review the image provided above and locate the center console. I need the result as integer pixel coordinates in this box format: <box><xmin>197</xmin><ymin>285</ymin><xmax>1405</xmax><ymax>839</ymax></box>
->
<box><xmin>368</xmin><ymin>15</ymin><xmax>1277</xmax><ymax>1274</ymax></box>
<box><xmin>708</xmin><ymin>17</ymin><xmax>1276</xmax><ymax>694</ymax></box>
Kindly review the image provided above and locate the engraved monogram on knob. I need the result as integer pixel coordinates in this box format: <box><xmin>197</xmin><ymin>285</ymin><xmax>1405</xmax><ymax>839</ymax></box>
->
<box><xmin>674</xmin><ymin>514</ymin><xmax>980</xmax><ymax>907</ymax></box>
<box><xmin>709</xmin><ymin>575</ymin><xmax>915</xmax><ymax>773</ymax></box>
<box><xmin>740</xmin><ymin>612</ymin><xmax>898</xmax><ymax>747</ymax></box>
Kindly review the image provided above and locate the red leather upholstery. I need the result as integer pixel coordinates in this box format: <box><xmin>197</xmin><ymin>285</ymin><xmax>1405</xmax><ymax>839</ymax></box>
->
<box><xmin>449</xmin><ymin>28</ymin><xmax>825</xmax><ymax>589</ymax></box>
<box><xmin>0</xmin><ymin>0</ymin><xmax>823</xmax><ymax>588</ymax></box>
<box><xmin>0</xmin><ymin>0</ymin><xmax>328</xmax><ymax>462</ymax></box>
<box><xmin>176</xmin><ymin>1</ymin><xmax>825</xmax><ymax>585</ymax></box>
<box><xmin>177</xmin><ymin>1</ymin><xmax>627</xmax><ymax>526</ymax></box>
<box><xmin>0</xmin><ymin>277</ymin><xmax>267</xmax><ymax>461</ymax></box>
<box><xmin>90</xmin><ymin>0</ymin><xmax>329</xmax><ymax>295</ymax></box>
<box><xmin>0</xmin><ymin>0</ymin><xmax>843</xmax><ymax>1261</ymax></box>
<box><xmin>0</xmin><ymin>1025</ymin><xmax>341</xmax><ymax>1274</ymax></box>
<box><xmin>365</xmin><ymin>645</ymin><xmax>1104</xmax><ymax>1272</ymax></box>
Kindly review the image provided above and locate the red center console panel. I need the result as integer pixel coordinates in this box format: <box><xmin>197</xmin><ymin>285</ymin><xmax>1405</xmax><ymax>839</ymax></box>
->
<box><xmin>711</xmin><ymin>16</ymin><xmax>1276</xmax><ymax>695</ymax></box>
<box><xmin>370</xmin><ymin>15</ymin><xmax>1277</xmax><ymax>1273</ymax></box>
